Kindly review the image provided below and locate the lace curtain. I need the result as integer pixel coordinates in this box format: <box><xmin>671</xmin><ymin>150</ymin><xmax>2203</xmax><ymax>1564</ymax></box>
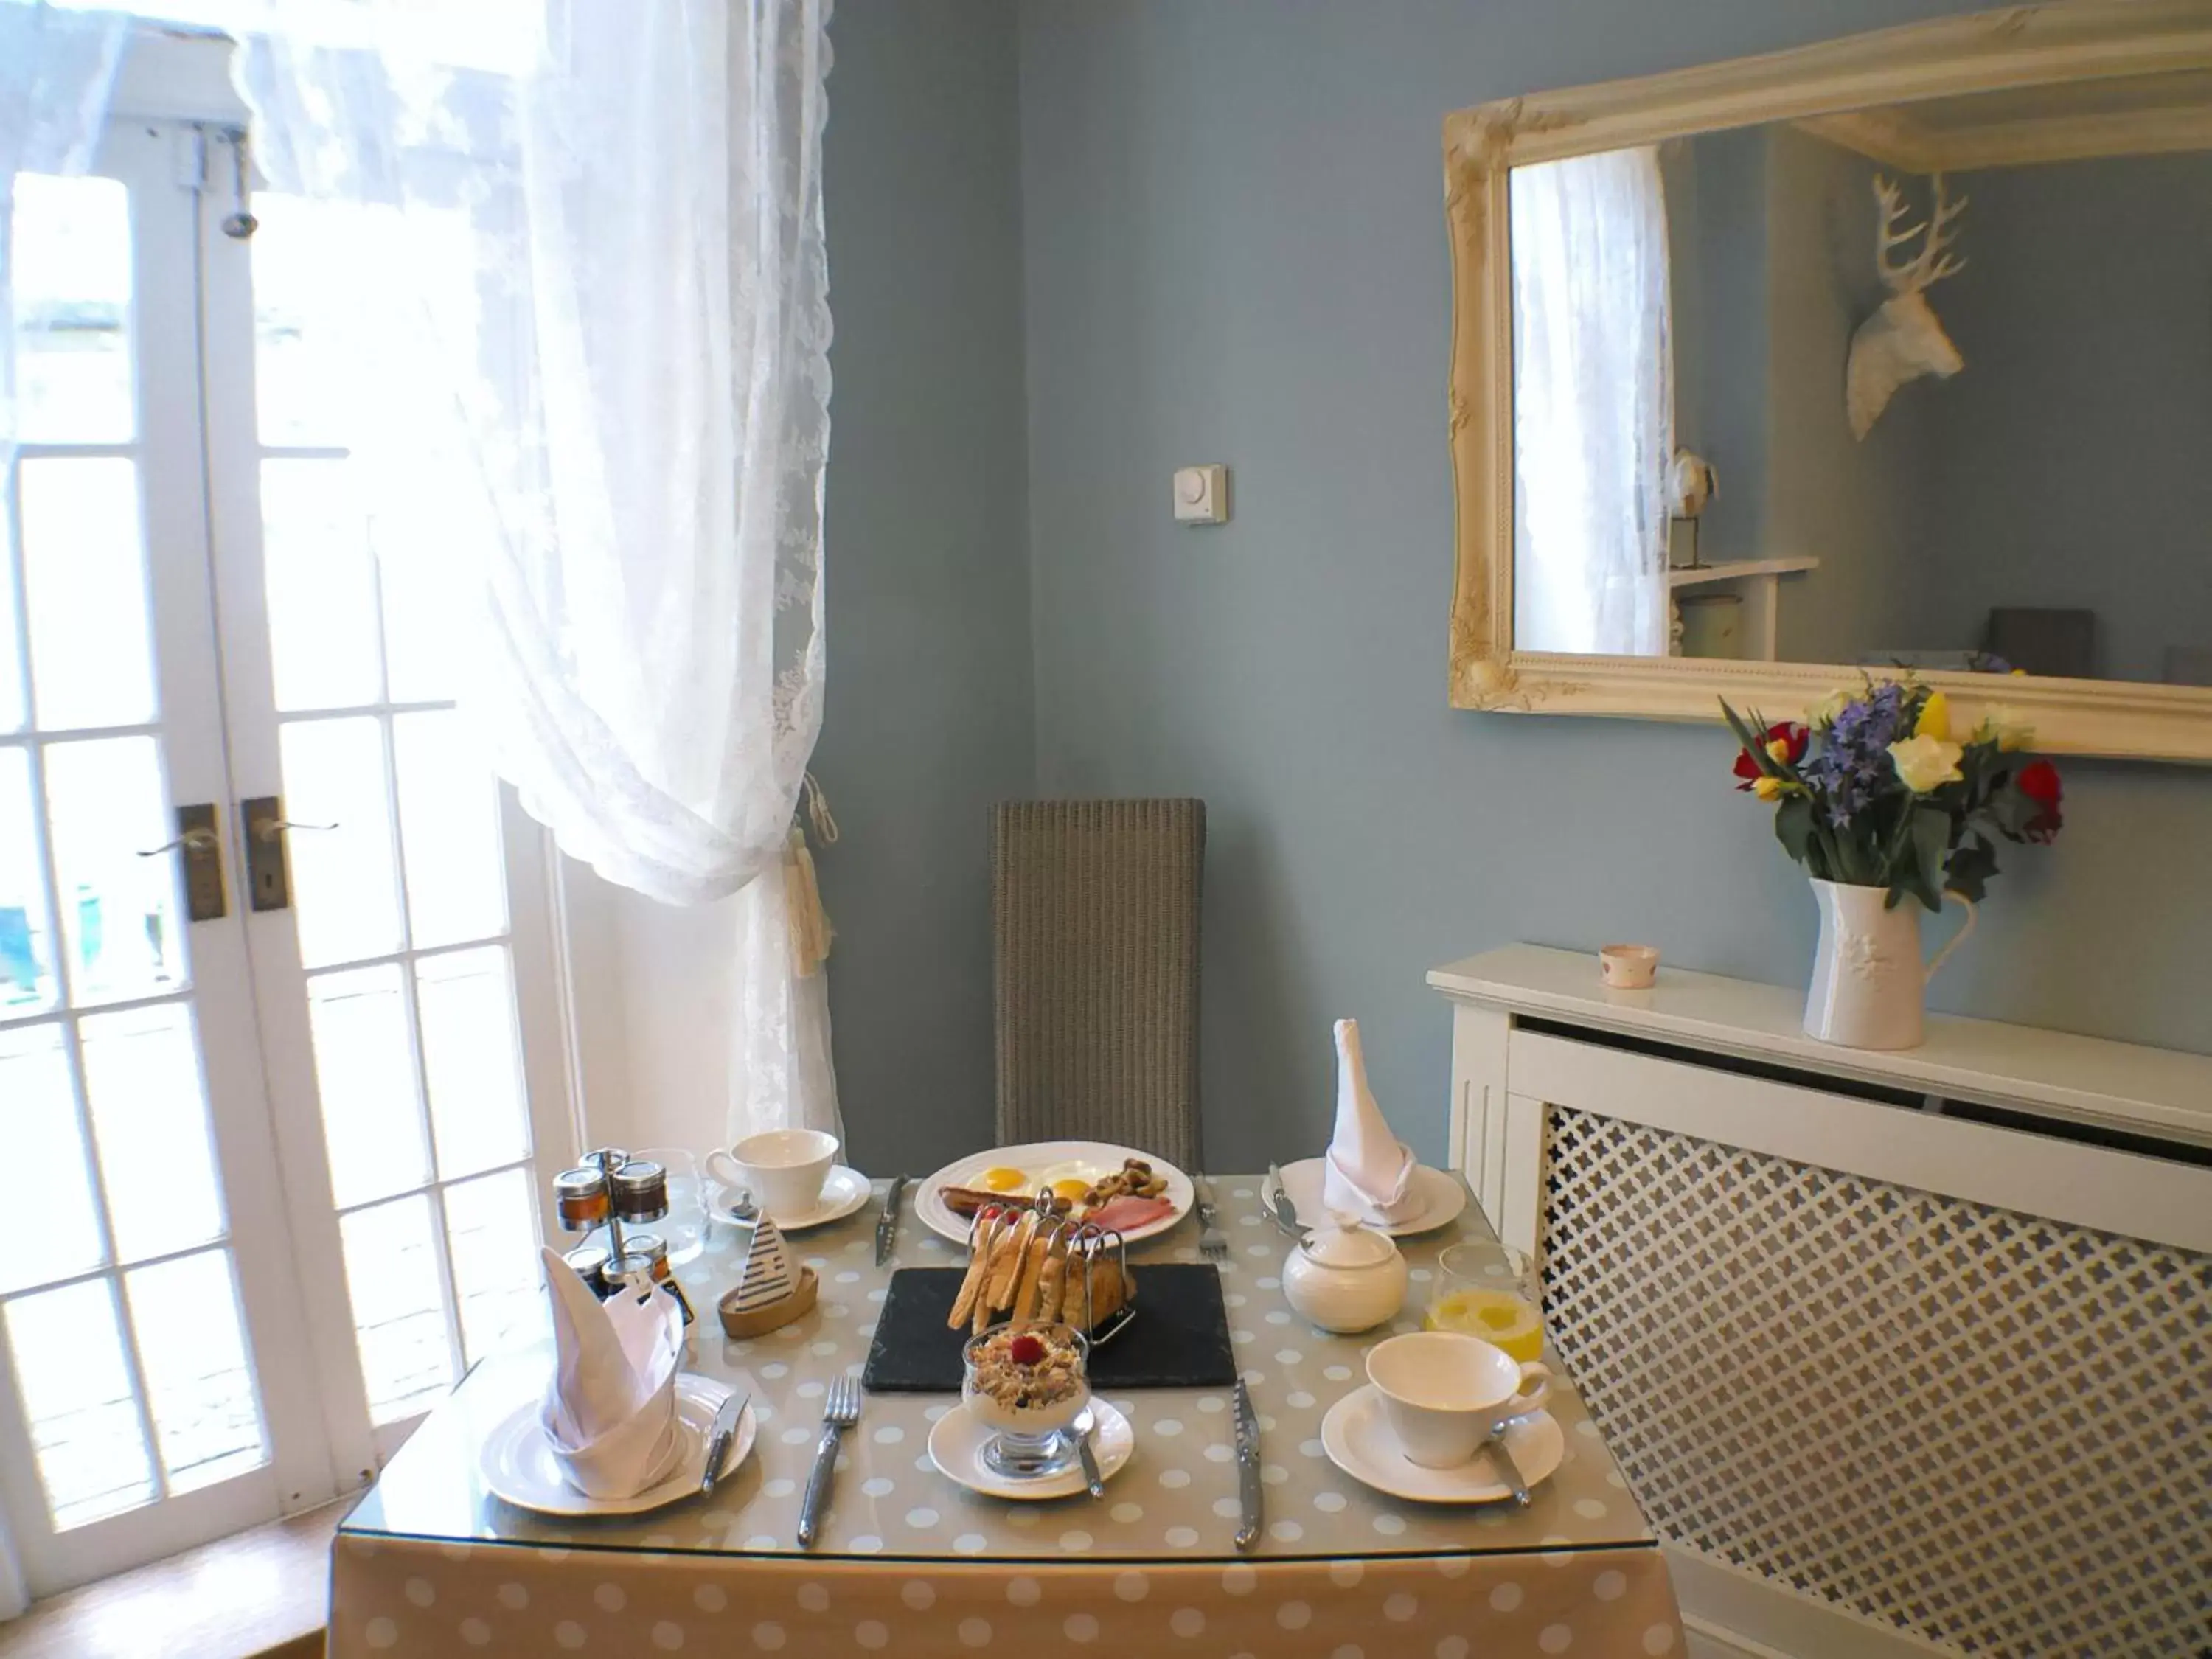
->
<box><xmin>1511</xmin><ymin>145</ymin><xmax>1673</xmax><ymax>657</ymax></box>
<box><xmin>225</xmin><ymin>0</ymin><xmax>842</xmax><ymax>1144</ymax></box>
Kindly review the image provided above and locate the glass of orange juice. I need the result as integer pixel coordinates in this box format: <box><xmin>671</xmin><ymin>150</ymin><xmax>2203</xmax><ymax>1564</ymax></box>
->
<box><xmin>1425</xmin><ymin>1242</ymin><xmax>1545</xmax><ymax>1363</ymax></box>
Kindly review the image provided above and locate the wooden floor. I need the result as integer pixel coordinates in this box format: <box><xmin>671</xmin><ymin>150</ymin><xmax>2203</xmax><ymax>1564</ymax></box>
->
<box><xmin>0</xmin><ymin>1500</ymin><xmax>345</xmax><ymax>1659</ymax></box>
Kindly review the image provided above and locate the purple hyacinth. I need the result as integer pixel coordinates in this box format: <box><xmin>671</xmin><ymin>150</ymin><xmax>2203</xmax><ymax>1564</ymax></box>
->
<box><xmin>1802</xmin><ymin>681</ymin><xmax>1912</xmax><ymax>828</ymax></box>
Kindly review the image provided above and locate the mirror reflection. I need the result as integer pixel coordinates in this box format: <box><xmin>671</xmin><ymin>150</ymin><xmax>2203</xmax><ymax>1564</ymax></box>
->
<box><xmin>1509</xmin><ymin>71</ymin><xmax>2212</xmax><ymax>686</ymax></box>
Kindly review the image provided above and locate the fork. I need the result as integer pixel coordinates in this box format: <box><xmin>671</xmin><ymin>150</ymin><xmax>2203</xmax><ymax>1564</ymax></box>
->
<box><xmin>1194</xmin><ymin>1172</ymin><xmax>1229</xmax><ymax>1263</ymax></box>
<box><xmin>796</xmin><ymin>1375</ymin><xmax>859</xmax><ymax>1548</ymax></box>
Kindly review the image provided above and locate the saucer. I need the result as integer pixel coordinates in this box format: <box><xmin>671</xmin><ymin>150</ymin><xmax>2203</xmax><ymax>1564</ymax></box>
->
<box><xmin>479</xmin><ymin>1374</ymin><xmax>755</xmax><ymax>1517</ymax></box>
<box><xmin>709</xmin><ymin>1164</ymin><xmax>872</xmax><ymax>1231</ymax></box>
<box><xmin>928</xmin><ymin>1398</ymin><xmax>1134</xmax><ymax>1500</ymax></box>
<box><xmin>1265</xmin><ymin>1158</ymin><xmax>1467</xmax><ymax>1237</ymax></box>
<box><xmin>1319</xmin><ymin>1385</ymin><xmax>1563</xmax><ymax>1503</ymax></box>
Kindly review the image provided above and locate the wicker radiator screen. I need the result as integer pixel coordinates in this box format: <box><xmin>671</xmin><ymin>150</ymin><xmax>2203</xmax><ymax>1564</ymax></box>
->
<box><xmin>1538</xmin><ymin>1105</ymin><xmax>2209</xmax><ymax>1658</ymax></box>
<box><xmin>992</xmin><ymin>799</ymin><xmax>1204</xmax><ymax>1168</ymax></box>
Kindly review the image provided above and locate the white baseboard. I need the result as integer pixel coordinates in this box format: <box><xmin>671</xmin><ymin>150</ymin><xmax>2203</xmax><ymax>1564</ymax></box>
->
<box><xmin>1665</xmin><ymin>1545</ymin><xmax>1961</xmax><ymax>1659</ymax></box>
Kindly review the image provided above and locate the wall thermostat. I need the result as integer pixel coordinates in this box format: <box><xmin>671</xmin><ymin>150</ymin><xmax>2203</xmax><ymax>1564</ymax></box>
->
<box><xmin>1172</xmin><ymin>464</ymin><xmax>1229</xmax><ymax>525</ymax></box>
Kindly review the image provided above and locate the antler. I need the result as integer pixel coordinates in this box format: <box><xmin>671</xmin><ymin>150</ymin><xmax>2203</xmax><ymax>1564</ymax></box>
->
<box><xmin>1872</xmin><ymin>172</ymin><xmax>1968</xmax><ymax>294</ymax></box>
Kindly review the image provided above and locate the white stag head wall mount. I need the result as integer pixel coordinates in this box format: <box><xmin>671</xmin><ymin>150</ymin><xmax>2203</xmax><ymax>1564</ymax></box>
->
<box><xmin>1845</xmin><ymin>172</ymin><xmax>1969</xmax><ymax>441</ymax></box>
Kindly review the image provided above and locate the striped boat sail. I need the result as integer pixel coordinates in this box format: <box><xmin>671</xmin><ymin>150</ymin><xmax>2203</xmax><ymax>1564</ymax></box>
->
<box><xmin>731</xmin><ymin>1215</ymin><xmax>797</xmax><ymax>1314</ymax></box>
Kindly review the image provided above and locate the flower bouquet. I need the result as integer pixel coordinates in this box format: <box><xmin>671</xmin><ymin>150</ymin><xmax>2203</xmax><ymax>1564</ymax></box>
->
<box><xmin>1722</xmin><ymin>680</ymin><xmax>2062</xmax><ymax>1048</ymax></box>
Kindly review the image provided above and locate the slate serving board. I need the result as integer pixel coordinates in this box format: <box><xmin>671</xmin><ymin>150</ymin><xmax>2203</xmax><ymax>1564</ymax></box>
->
<box><xmin>861</xmin><ymin>1265</ymin><xmax>1238</xmax><ymax>1392</ymax></box>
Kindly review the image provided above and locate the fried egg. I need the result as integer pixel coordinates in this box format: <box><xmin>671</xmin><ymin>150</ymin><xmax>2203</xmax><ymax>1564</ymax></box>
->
<box><xmin>1032</xmin><ymin>1159</ymin><xmax>1105</xmax><ymax>1202</ymax></box>
<box><xmin>978</xmin><ymin>1166</ymin><xmax>1029</xmax><ymax>1193</ymax></box>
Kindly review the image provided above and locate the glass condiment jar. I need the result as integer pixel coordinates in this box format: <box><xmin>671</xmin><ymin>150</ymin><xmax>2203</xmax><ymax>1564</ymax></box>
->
<box><xmin>552</xmin><ymin>1166</ymin><xmax>611</xmax><ymax>1234</ymax></box>
<box><xmin>562</xmin><ymin>1243</ymin><xmax>613</xmax><ymax>1299</ymax></box>
<box><xmin>611</xmin><ymin>1159</ymin><xmax>669</xmax><ymax>1224</ymax></box>
<box><xmin>1281</xmin><ymin>1212</ymin><xmax>1408</xmax><ymax>1333</ymax></box>
<box><xmin>606</xmin><ymin>1233</ymin><xmax>695</xmax><ymax>1326</ymax></box>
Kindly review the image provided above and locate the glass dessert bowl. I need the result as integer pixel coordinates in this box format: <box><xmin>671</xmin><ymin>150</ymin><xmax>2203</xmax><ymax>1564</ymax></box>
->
<box><xmin>961</xmin><ymin>1321</ymin><xmax>1091</xmax><ymax>1478</ymax></box>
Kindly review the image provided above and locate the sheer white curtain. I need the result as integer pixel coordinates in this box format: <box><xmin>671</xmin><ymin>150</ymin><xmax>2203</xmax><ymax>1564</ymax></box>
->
<box><xmin>224</xmin><ymin>0</ymin><xmax>841</xmax><ymax>1144</ymax></box>
<box><xmin>1</xmin><ymin>1</ymin><xmax>127</xmax><ymax>497</ymax></box>
<box><xmin>1511</xmin><ymin>145</ymin><xmax>1673</xmax><ymax>657</ymax></box>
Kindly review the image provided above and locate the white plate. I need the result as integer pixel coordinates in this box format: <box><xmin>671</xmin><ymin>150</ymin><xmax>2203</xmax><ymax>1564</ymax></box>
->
<box><xmin>1319</xmin><ymin>1385</ymin><xmax>1563</xmax><ymax>1504</ymax></box>
<box><xmin>928</xmin><ymin>1398</ymin><xmax>1135</xmax><ymax>1500</ymax></box>
<box><xmin>915</xmin><ymin>1140</ymin><xmax>1195</xmax><ymax>1246</ymax></box>
<box><xmin>479</xmin><ymin>1375</ymin><xmax>756</xmax><ymax>1518</ymax></box>
<box><xmin>709</xmin><ymin>1164</ymin><xmax>872</xmax><ymax>1231</ymax></box>
<box><xmin>1265</xmin><ymin>1158</ymin><xmax>1467</xmax><ymax>1237</ymax></box>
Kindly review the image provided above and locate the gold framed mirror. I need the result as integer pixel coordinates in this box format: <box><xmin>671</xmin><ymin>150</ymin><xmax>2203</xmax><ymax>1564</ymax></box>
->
<box><xmin>1442</xmin><ymin>0</ymin><xmax>2212</xmax><ymax>761</ymax></box>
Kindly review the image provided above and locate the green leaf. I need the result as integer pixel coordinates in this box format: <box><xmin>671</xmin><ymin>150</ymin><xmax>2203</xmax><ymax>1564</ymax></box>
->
<box><xmin>1774</xmin><ymin>794</ymin><xmax>1815</xmax><ymax>866</ymax></box>
<box><xmin>1945</xmin><ymin>835</ymin><xmax>1998</xmax><ymax>904</ymax></box>
<box><xmin>1905</xmin><ymin>804</ymin><xmax>1952</xmax><ymax>912</ymax></box>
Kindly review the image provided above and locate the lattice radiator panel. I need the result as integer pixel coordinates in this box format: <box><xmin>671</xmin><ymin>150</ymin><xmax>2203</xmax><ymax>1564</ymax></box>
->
<box><xmin>1539</xmin><ymin>1105</ymin><xmax>2211</xmax><ymax>1658</ymax></box>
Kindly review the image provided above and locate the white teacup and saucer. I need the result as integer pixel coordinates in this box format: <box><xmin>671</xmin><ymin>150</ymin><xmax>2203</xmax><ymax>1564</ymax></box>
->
<box><xmin>1320</xmin><ymin>1330</ymin><xmax>1566</xmax><ymax>1503</ymax></box>
<box><xmin>706</xmin><ymin>1129</ymin><xmax>871</xmax><ymax>1230</ymax></box>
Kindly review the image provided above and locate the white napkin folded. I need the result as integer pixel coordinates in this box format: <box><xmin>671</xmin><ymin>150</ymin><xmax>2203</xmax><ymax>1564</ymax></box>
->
<box><xmin>538</xmin><ymin>1247</ymin><xmax>684</xmax><ymax>1499</ymax></box>
<box><xmin>1321</xmin><ymin>1018</ymin><xmax>1424</xmax><ymax>1225</ymax></box>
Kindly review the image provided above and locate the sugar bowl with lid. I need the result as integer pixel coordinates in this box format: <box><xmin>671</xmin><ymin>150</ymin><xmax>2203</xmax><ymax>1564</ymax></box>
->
<box><xmin>1281</xmin><ymin>1211</ymin><xmax>1409</xmax><ymax>1333</ymax></box>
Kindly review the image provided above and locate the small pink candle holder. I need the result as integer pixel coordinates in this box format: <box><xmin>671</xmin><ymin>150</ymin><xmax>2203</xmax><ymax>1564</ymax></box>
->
<box><xmin>1599</xmin><ymin>944</ymin><xmax>1659</xmax><ymax>990</ymax></box>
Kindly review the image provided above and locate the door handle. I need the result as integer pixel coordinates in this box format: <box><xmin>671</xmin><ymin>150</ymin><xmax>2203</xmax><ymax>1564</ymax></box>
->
<box><xmin>138</xmin><ymin>804</ymin><xmax>226</xmax><ymax>922</ymax></box>
<box><xmin>241</xmin><ymin>796</ymin><xmax>333</xmax><ymax>912</ymax></box>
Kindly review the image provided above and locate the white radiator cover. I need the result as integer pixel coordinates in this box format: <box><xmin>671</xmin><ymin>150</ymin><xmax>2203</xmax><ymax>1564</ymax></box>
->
<box><xmin>1431</xmin><ymin>945</ymin><xmax>2212</xmax><ymax>1659</ymax></box>
<box><xmin>1540</xmin><ymin>1105</ymin><xmax>2206</xmax><ymax>1658</ymax></box>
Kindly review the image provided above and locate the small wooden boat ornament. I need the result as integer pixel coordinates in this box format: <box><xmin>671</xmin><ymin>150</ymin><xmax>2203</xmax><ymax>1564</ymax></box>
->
<box><xmin>717</xmin><ymin>1211</ymin><xmax>818</xmax><ymax>1338</ymax></box>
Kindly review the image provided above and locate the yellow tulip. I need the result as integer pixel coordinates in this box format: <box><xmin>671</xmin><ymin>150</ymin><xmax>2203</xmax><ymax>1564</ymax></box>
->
<box><xmin>1915</xmin><ymin>692</ymin><xmax>1951</xmax><ymax>742</ymax></box>
<box><xmin>1752</xmin><ymin>775</ymin><xmax>1784</xmax><ymax>801</ymax></box>
<box><xmin>1888</xmin><ymin>734</ymin><xmax>1964</xmax><ymax>793</ymax></box>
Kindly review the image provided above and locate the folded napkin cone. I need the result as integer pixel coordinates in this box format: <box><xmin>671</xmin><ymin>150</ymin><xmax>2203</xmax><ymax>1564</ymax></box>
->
<box><xmin>1321</xmin><ymin>1018</ymin><xmax>1424</xmax><ymax>1225</ymax></box>
<box><xmin>538</xmin><ymin>1246</ymin><xmax>684</xmax><ymax>1499</ymax></box>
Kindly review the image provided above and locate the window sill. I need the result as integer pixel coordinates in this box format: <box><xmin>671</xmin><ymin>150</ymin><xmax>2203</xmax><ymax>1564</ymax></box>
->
<box><xmin>0</xmin><ymin>1500</ymin><xmax>346</xmax><ymax>1659</ymax></box>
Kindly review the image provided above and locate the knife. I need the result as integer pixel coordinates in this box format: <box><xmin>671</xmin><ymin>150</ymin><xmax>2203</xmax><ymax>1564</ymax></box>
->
<box><xmin>874</xmin><ymin>1174</ymin><xmax>908</xmax><ymax>1265</ymax></box>
<box><xmin>1265</xmin><ymin>1164</ymin><xmax>1304</xmax><ymax>1239</ymax></box>
<box><xmin>699</xmin><ymin>1388</ymin><xmax>750</xmax><ymax>1495</ymax></box>
<box><xmin>1231</xmin><ymin>1380</ymin><xmax>1262</xmax><ymax>1551</ymax></box>
<box><xmin>1484</xmin><ymin>1419</ymin><xmax>1531</xmax><ymax>1507</ymax></box>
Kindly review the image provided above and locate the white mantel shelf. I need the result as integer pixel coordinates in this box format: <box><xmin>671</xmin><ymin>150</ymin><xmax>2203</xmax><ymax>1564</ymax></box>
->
<box><xmin>1428</xmin><ymin>943</ymin><xmax>2212</xmax><ymax>1150</ymax></box>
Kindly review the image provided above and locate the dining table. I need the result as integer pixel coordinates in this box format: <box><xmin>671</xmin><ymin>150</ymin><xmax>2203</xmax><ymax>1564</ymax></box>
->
<box><xmin>327</xmin><ymin>1175</ymin><xmax>1685</xmax><ymax>1657</ymax></box>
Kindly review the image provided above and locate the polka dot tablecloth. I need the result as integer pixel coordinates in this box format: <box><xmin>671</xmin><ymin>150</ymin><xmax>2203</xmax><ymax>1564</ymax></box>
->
<box><xmin>331</xmin><ymin>1178</ymin><xmax>1683</xmax><ymax>1658</ymax></box>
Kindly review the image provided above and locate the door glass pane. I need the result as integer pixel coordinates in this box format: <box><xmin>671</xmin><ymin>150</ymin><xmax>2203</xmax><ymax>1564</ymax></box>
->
<box><xmin>279</xmin><ymin>717</ymin><xmax>401</xmax><ymax>967</ymax></box>
<box><xmin>42</xmin><ymin>737</ymin><xmax>182</xmax><ymax>1005</ymax></box>
<box><xmin>307</xmin><ymin>964</ymin><xmax>428</xmax><ymax>1208</ymax></box>
<box><xmin>375</xmin><ymin>508</ymin><xmax>459</xmax><ymax>704</ymax></box>
<box><xmin>4</xmin><ymin>1279</ymin><xmax>155</xmax><ymax>1530</ymax></box>
<box><xmin>124</xmin><ymin>1251</ymin><xmax>267</xmax><ymax>1495</ymax></box>
<box><xmin>8</xmin><ymin>173</ymin><xmax>133</xmax><ymax>445</ymax></box>
<box><xmin>338</xmin><ymin>1193</ymin><xmax>453</xmax><ymax>1425</ymax></box>
<box><xmin>79</xmin><ymin>1004</ymin><xmax>224</xmax><ymax>1263</ymax></box>
<box><xmin>250</xmin><ymin>194</ymin><xmax>361</xmax><ymax>450</ymax></box>
<box><xmin>260</xmin><ymin>459</ymin><xmax>382</xmax><ymax>712</ymax></box>
<box><xmin>417</xmin><ymin>946</ymin><xmax>526</xmax><ymax>1180</ymax></box>
<box><xmin>0</xmin><ymin>1023</ymin><xmax>105</xmax><ymax>1293</ymax></box>
<box><xmin>443</xmin><ymin>1167</ymin><xmax>543</xmax><ymax>1365</ymax></box>
<box><xmin>393</xmin><ymin>712</ymin><xmax>505</xmax><ymax>949</ymax></box>
<box><xmin>18</xmin><ymin>458</ymin><xmax>155</xmax><ymax>730</ymax></box>
<box><xmin>0</xmin><ymin>748</ymin><xmax>56</xmax><ymax>1011</ymax></box>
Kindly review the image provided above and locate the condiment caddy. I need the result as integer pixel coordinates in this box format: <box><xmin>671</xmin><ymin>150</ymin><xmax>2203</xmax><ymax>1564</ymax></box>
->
<box><xmin>552</xmin><ymin>1146</ymin><xmax>695</xmax><ymax>1324</ymax></box>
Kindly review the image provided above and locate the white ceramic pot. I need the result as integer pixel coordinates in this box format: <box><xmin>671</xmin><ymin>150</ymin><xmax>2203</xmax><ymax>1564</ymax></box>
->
<box><xmin>1281</xmin><ymin>1215</ymin><xmax>1408</xmax><ymax>1334</ymax></box>
<box><xmin>1804</xmin><ymin>877</ymin><xmax>1977</xmax><ymax>1051</ymax></box>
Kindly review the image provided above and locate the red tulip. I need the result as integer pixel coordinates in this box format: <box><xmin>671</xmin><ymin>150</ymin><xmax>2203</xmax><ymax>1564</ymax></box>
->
<box><xmin>2017</xmin><ymin>759</ymin><xmax>2063</xmax><ymax>842</ymax></box>
<box><xmin>1733</xmin><ymin>722</ymin><xmax>1809</xmax><ymax>790</ymax></box>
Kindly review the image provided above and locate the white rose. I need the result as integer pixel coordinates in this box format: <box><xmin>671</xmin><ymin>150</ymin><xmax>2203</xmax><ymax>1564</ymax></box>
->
<box><xmin>1888</xmin><ymin>734</ymin><xmax>1964</xmax><ymax>793</ymax></box>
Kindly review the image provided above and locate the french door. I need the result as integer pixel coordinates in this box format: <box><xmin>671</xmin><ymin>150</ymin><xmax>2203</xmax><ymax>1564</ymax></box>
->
<box><xmin>0</xmin><ymin>88</ymin><xmax>575</xmax><ymax>1596</ymax></box>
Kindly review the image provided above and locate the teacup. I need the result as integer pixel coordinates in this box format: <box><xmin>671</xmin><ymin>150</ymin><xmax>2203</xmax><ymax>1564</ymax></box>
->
<box><xmin>1365</xmin><ymin>1330</ymin><xmax>1551</xmax><ymax>1470</ymax></box>
<box><xmin>707</xmin><ymin>1129</ymin><xmax>838</xmax><ymax>1220</ymax></box>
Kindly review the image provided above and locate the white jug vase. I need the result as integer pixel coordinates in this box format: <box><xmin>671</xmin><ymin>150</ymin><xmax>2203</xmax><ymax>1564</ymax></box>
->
<box><xmin>1803</xmin><ymin>877</ymin><xmax>1977</xmax><ymax>1051</ymax></box>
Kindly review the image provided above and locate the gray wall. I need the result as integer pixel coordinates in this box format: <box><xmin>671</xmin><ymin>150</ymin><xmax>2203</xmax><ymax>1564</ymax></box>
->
<box><xmin>1927</xmin><ymin>153</ymin><xmax>2212</xmax><ymax>682</ymax></box>
<box><xmin>1014</xmin><ymin>0</ymin><xmax>2212</xmax><ymax>1175</ymax></box>
<box><xmin>810</xmin><ymin>0</ymin><xmax>1036</xmax><ymax>1174</ymax></box>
